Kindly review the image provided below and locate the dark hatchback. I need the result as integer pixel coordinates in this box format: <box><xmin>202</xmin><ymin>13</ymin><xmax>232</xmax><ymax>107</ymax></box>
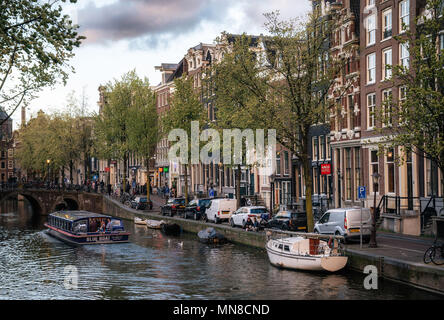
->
<box><xmin>130</xmin><ymin>196</ymin><xmax>153</xmax><ymax>210</ymax></box>
<box><xmin>266</xmin><ymin>210</ymin><xmax>307</xmax><ymax>232</ymax></box>
<box><xmin>183</xmin><ymin>198</ymin><xmax>212</xmax><ymax>220</ymax></box>
<box><xmin>161</xmin><ymin>197</ymin><xmax>186</xmax><ymax>216</ymax></box>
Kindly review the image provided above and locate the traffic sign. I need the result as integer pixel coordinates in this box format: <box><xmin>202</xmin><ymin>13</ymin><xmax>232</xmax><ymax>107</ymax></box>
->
<box><xmin>358</xmin><ymin>186</ymin><xmax>366</xmax><ymax>199</ymax></box>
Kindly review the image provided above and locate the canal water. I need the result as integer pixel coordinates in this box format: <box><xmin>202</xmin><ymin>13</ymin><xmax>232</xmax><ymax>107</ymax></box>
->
<box><xmin>0</xmin><ymin>198</ymin><xmax>441</xmax><ymax>300</ymax></box>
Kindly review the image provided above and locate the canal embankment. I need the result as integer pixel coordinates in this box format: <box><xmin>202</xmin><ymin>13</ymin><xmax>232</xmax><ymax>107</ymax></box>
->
<box><xmin>101</xmin><ymin>195</ymin><xmax>444</xmax><ymax>295</ymax></box>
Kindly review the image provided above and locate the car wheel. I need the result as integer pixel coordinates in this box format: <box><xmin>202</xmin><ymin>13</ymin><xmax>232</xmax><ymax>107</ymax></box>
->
<box><xmin>282</xmin><ymin>223</ymin><xmax>288</xmax><ymax>231</ymax></box>
<box><xmin>215</xmin><ymin>217</ymin><xmax>220</xmax><ymax>224</ymax></box>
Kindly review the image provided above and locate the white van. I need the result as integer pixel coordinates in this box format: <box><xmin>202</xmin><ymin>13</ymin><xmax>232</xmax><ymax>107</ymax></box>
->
<box><xmin>313</xmin><ymin>208</ymin><xmax>372</xmax><ymax>243</ymax></box>
<box><xmin>205</xmin><ymin>199</ymin><xmax>237</xmax><ymax>224</ymax></box>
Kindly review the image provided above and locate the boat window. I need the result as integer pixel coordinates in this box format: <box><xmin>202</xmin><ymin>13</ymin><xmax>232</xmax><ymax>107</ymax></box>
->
<box><xmin>284</xmin><ymin>245</ymin><xmax>290</xmax><ymax>251</ymax></box>
<box><xmin>111</xmin><ymin>219</ymin><xmax>122</xmax><ymax>227</ymax></box>
<box><xmin>73</xmin><ymin>220</ymin><xmax>87</xmax><ymax>233</ymax></box>
<box><xmin>278</xmin><ymin>244</ymin><xmax>283</xmax><ymax>250</ymax></box>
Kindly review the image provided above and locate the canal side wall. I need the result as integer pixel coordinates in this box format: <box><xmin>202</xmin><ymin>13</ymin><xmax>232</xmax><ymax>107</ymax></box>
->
<box><xmin>102</xmin><ymin>195</ymin><xmax>267</xmax><ymax>249</ymax></box>
<box><xmin>345</xmin><ymin>248</ymin><xmax>444</xmax><ymax>295</ymax></box>
<box><xmin>101</xmin><ymin>196</ymin><xmax>444</xmax><ymax>295</ymax></box>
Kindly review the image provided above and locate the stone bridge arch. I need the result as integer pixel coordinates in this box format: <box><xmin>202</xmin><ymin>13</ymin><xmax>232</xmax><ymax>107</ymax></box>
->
<box><xmin>51</xmin><ymin>195</ymin><xmax>80</xmax><ymax>212</ymax></box>
<box><xmin>0</xmin><ymin>190</ymin><xmax>45</xmax><ymax>215</ymax></box>
<box><xmin>0</xmin><ymin>189</ymin><xmax>103</xmax><ymax>215</ymax></box>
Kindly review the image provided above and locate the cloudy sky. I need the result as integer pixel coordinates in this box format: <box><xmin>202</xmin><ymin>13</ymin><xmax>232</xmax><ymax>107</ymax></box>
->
<box><xmin>14</xmin><ymin>0</ymin><xmax>311</xmax><ymax>128</ymax></box>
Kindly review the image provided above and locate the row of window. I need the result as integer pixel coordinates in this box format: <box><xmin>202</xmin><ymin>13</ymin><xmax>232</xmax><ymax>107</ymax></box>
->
<box><xmin>366</xmin><ymin>0</ymin><xmax>410</xmax><ymax>46</ymax></box>
<box><xmin>367</xmin><ymin>43</ymin><xmax>409</xmax><ymax>84</ymax></box>
<box><xmin>312</xmin><ymin>135</ymin><xmax>331</xmax><ymax>161</ymax></box>
<box><xmin>157</xmin><ymin>91</ymin><xmax>168</xmax><ymax>108</ymax></box>
<box><xmin>276</xmin><ymin>151</ymin><xmax>290</xmax><ymax>176</ymax></box>
<box><xmin>0</xmin><ymin>149</ymin><xmax>13</xmax><ymax>159</ymax></box>
<box><xmin>0</xmin><ymin>161</ymin><xmax>13</xmax><ymax>169</ymax></box>
<box><xmin>367</xmin><ymin>86</ymin><xmax>406</xmax><ymax>129</ymax></box>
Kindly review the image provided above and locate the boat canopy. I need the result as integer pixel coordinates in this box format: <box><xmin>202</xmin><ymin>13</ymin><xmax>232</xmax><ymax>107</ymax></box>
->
<box><xmin>49</xmin><ymin>211</ymin><xmax>113</xmax><ymax>222</ymax></box>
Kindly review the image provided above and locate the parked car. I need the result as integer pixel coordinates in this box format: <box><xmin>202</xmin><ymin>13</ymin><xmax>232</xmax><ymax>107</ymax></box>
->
<box><xmin>183</xmin><ymin>198</ymin><xmax>212</xmax><ymax>220</ymax></box>
<box><xmin>205</xmin><ymin>198</ymin><xmax>237</xmax><ymax>224</ymax></box>
<box><xmin>313</xmin><ymin>208</ymin><xmax>371</xmax><ymax>243</ymax></box>
<box><xmin>230</xmin><ymin>206</ymin><xmax>270</xmax><ymax>228</ymax></box>
<box><xmin>130</xmin><ymin>196</ymin><xmax>153</xmax><ymax>210</ymax></box>
<box><xmin>266</xmin><ymin>210</ymin><xmax>307</xmax><ymax>231</ymax></box>
<box><xmin>161</xmin><ymin>197</ymin><xmax>186</xmax><ymax>216</ymax></box>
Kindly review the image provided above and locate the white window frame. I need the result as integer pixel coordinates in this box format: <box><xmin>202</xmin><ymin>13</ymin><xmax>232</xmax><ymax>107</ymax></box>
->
<box><xmin>367</xmin><ymin>93</ymin><xmax>376</xmax><ymax>129</ymax></box>
<box><xmin>400</xmin><ymin>0</ymin><xmax>410</xmax><ymax>33</ymax></box>
<box><xmin>400</xmin><ymin>43</ymin><xmax>410</xmax><ymax>69</ymax></box>
<box><xmin>382</xmin><ymin>89</ymin><xmax>393</xmax><ymax>127</ymax></box>
<box><xmin>367</xmin><ymin>14</ymin><xmax>376</xmax><ymax>46</ymax></box>
<box><xmin>382</xmin><ymin>47</ymin><xmax>392</xmax><ymax>80</ymax></box>
<box><xmin>382</xmin><ymin>8</ymin><xmax>393</xmax><ymax>39</ymax></box>
<box><xmin>367</xmin><ymin>53</ymin><xmax>376</xmax><ymax>84</ymax></box>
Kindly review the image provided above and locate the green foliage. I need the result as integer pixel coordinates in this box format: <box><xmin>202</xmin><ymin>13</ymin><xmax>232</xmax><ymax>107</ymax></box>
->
<box><xmin>15</xmin><ymin>103</ymin><xmax>92</xmax><ymax>179</ymax></box>
<box><xmin>212</xmin><ymin>10</ymin><xmax>346</xmax><ymax>230</ymax></box>
<box><xmin>161</xmin><ymin>76</ymin><xmax>208</xmax><ymax>202</ymax></box>
<box><xmin>0</xmin><ymin>0</ymin><xmax>84</xmax><ymax>124</ymax></box>
<box><xmin>161</xmin><ymin>76</ymin><xmax>208</xmax><ymax>160</ymax></box>
<box><xmin>94</xmin><ymin>70</ymin><xmax>159</xmax><ymax>188</ymax></box>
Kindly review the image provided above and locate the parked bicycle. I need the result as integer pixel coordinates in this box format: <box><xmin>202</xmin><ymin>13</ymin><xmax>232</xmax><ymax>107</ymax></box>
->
<box><xmin>423</xmin><ymin>239</ymin><xmax>444</xmax><ymax>265</ymax></box>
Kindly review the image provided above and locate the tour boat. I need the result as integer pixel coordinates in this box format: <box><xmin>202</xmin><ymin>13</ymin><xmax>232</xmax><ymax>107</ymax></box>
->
<box><xmin>44</xmin><ymin>211</ymin><xmax>130</xmax><ymax>245</ymax></box>
<box><xmin>146</xmin><ymin>219</ymin><xmax>165</xmax><ymax>229</ymax></box>
<box><xmin>134</xmin><ymin>217</ymin><xmax>147</xmax><ymax>225</ymax></box>
<box><xmin>265</xmin><ymin>231</ymin><xmax>348</xmax><ymax>272</ymax></box>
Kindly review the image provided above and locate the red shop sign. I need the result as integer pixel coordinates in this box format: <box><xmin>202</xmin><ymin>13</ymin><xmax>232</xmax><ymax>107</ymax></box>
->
<box><xmin>321</xmin><ymin>164</ymin><xmax>331</xmax><ymax>175</ymax></box>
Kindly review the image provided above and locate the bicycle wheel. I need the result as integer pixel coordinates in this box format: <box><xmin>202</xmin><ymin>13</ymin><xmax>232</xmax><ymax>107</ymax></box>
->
<box><xmin>423</xmin><ymin>247</ymin><xmax>435</xmax><ymax>264</ymax></box>
<box><xmin>431</xmin><ymin>246</ymin><xmax>444</xmax><ymax>265</ymax></box>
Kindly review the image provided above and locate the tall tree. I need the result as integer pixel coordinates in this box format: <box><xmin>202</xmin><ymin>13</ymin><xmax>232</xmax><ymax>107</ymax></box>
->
<box><xmin>94</xmin><ymin>71</ymin><xmax>135</xmax><ymax>191</ymax></box>
<box><xmin>211</xmin><ymin>35</ymin><xmax>268</xmax><ymax>209</ymax></box>
<box><xmin>127</xmin><ymin>75</ymin><xmax>159</xmax><ymax>203</ymax></box>
<box><xmin>0</xmin><ymin>0</ymin><xmax>84</xmax><ymax>125</ymax></box>
<box><xmin>214</xmin><ymin>10</ymin><xmax>346</xmax><ymax>231</ymax></box>
<box><xmin>162</xmin><ymin>77</ymin><xmax>208</xmax><ymax>204</ymax></box>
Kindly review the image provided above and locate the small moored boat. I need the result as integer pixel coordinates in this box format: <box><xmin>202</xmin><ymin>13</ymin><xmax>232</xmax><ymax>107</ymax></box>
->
<box><xmin>265</xmin><ymin>230</ymin><xmax>347</xmax><ymax>272</ymax></box>
<box><xmin>44</xmin><ymin>211</ymin><xmax>130</xmax><ymax>245</ymax></box>
<box><xmin>146</xmin><ymin>219</ymin><xmax>165</xmax><ymax>229</ymax></box>
<box><xmin>134</xmin><ymin>217</ymin><xmax>147</xmax><ymax>225</ymax></box>
<box><xmin>161</xmin><ymin>223</ymin><xmax>181</xmax><ymax>236</ymax></box>
<box><xmin>197</xmin><ymin>227</ymin><xmax>227</xmax><ymax>244</ymax></box>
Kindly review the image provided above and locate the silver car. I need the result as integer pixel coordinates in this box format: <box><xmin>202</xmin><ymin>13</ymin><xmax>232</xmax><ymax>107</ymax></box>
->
<box><xmin>313</xmin><ymin>208</ymin><xmax>372</xmax><ymax>243</ymax></box>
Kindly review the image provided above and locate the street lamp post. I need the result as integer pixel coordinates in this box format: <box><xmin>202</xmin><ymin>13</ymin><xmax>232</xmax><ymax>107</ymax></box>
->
<box><xmin>46</xmin><ymin>159</ymin><xmax>51</xmax><ymax>184</ymax></box>
<box><xmin>369</xmin><ymin>172</ymin><xmax>381</xmax><ymax>248</ymax></box>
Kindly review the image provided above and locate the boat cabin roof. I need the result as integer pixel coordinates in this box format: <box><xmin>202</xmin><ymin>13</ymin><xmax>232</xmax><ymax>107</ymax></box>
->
<box><xmin>49</xmin><ymin>211</ymin><xmax>113</xmax><ymax>222</ymax></box>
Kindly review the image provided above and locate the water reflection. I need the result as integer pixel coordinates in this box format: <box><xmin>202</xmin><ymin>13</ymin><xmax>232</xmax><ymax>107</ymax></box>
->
<box><xmin>0</xmin><ymin>198</ymin><xmax>441</xmax><ymax>300</ymax></box>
